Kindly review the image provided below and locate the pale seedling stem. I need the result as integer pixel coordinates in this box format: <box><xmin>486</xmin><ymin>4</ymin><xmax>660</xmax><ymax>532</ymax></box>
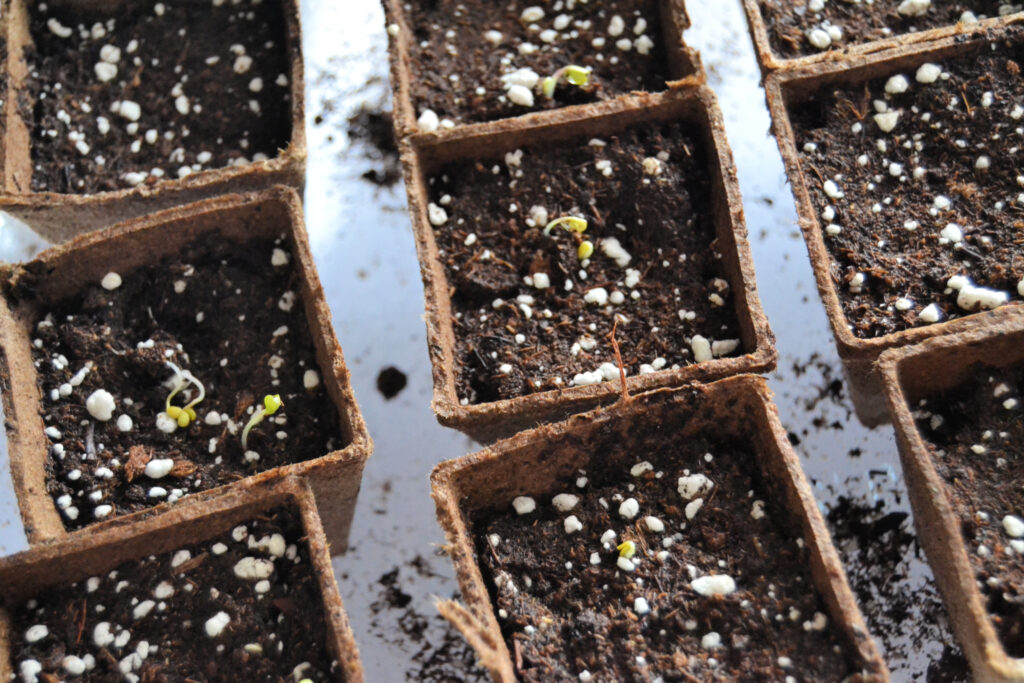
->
<box><xmin>544</xmin><ymin>216</ymin><xmax>592</xmax><ymax>261</ymax></box>
<box><xmin>164</xmin><ymin>361</ymin><xmax>207</xmax><ymax>428</ymax></box>
<box><xmin>543</xmin><ymin>215</ymin><xmax>588</xmax><ymax>236</ymax></box>
<box><xmin>241</xmin><ymin>394</ymin><xmax>284</xmax><ymax>450</ymax></box>
<box><xmin>541</xmin><ymin>64</ymin><xmax>591</xmax><ymax>98</ymax></box>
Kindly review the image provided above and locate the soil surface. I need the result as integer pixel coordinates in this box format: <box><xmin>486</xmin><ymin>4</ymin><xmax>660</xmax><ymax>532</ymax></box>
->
<box><xmin>916</xmin><ymin>362</ymin><xmax>1024</xmax><ymax>657</ymax></box>
<box><xmin>791</xmin><ymin>33</ymin><xmax>1024</xmax><ymax>339</ymax></box>
<box><xmin>7</xmin><ymin>507</ymin><xmax>340</xmax><ymax>681</ymax></box>
<box><xmin>429</xmin><ymin>121</ymin><xmax>743</xmax><ymax>404</ymax></box>
<box><xmin>11</xmin><ymin>234</ymin><xmax>343</xmax><ymax>532</ymax></box>
<box><xmin>25</xmin><ymin>0</ymin><xmax>293</xmax><ymax>194</ymax></box>
<box><xmin>394</xmin><ymin>0</ymin><xmax>680</xmax><ymax>126</ymax></box>
<box><xmin>474</xmin><ymin>429</ymin><xmax>858</xmax><ymax>680</ymax></box>
<box><xmin>757</xmin><ymin>1</ymin><xmax>1020</xmax><ymax>60</ymax></box>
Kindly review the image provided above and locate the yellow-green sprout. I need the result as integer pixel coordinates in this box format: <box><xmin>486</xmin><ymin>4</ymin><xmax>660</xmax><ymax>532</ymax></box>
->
<box><xmin>617</xmin><ymin>540</ymin><xmax>637</xmax><ymax>558</ymax></box>
<box><xmin>241</xmin><ymin>394</ymin><xmax>284</xmax><ymax>450</ymax></box>
<box><xmin>564</xmin><ymin>65</ymin><xmax>590</xmax><ymax>85</ymax></box>
<box><xmin>164</xmin><ymin>362</ymin><xmax>206</xmax><ymax>428</ymax></box>
<box><xmin>543</xmin><ymin>215</ymin><xmax>588</xmax><ymax>236</ymax></box>
<box><xmin>577</xmin><ymin>240</ymin><xmax>594</xmax><ymax>261</ymax></box>
<box><xmin>541</xmin><ymin>76</ymin><xmax>557</xmax><ymax>98</ymax></box>
<box><xmin>541</xmin><ymin>64</ymin><xmax>591</xmax><ymax>98</ymax></box>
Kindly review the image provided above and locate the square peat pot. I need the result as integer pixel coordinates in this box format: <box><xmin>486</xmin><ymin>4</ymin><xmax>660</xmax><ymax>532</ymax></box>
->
<box><xmin>0</xmin><ymin>477</ymin><xmax>364</xmax><ymax>682</ymax></box>
<box><xmin>764</xmin><ymin>28</ymin><xmax>1024</xmax><ymax>426</ymax></box>
<box><xmin>0</xmin><ymin>187</ymin><xmax>371</xmax><ymax>550</ymax></box>
<box><xmin>0</xmin><ymin>0</ymin><xmax>306</xmax><ymax>243</ymax></box>
<box><xmin>742</xmin><ymin>0</ymin><xmax>1024</xmax><ymax>74</ymax></box>
<box><xmin>382</xmin><ymin>0</ymin><xmax>701</xmax><ymax>138</ymax></box>
<box><xmin>431</xmin><ymin>375</ymin><xmax>888</xmax><ymax>682</ymax></box>
<box><xmin>404</xmin><ymin>85</ymin><xmax>776</xmax><ymax>443</ymax></box>
<box><xmin>879</xmin><ymin>307</ymin><xmax>1024</xmax><ymax>682</ymax></box>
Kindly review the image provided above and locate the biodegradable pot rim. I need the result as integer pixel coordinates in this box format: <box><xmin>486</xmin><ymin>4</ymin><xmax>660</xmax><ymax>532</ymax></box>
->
<box><xmin>0</xmin><ymin>0</ymin><xmax>308</xmax><ymax>242</ymax></box>
<box><xmin>763</xmin><ymin>28</ymin><xmax>1024</xmax><ymax>364</ymax></box>
<box><xmin>0</xmin><ymin>476</ymin><xmax>365</xmax><ymax>683</ymax></box>
<box><xmin>877</xmin><ymin>307</ymin><xmax>1024</xmax><ymax>682</ymax></box>
<box><xmin>741</xmin><ymin>0</ymin><xmax>1024</xmax><ymax>75</ymax></box>
<box><xmin>381</xmin><ymin>0</ymin><xmax>700</xmax><ymax>141</ymax></box>
<box><xmin>430</xmin><ymin>374</ymin><xmax>888</xmax><ymax>682</ymax></box>
<box><xmin>404</xmin><ymin>85</ymin><xmax>776</xmax><ymax>442</ymax></box>
<box><xmin>0</xmin><ymin>149</ymin><xmax>306</xmax><ymax>204</ymax></box>
<box><xmin>0</xmin><ymin>187</ymin><xmax>371</xmax><ymax>546</ymax></box>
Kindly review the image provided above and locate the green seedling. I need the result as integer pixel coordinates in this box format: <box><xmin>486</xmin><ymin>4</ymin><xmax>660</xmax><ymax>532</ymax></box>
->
<box><xmin>241</xmin><ymin>394</ymin><xmax>284</xmax><ymax>449</ymax></box>
<box><xmin>544</xmin><ymin>216</ymin><xmax>593</xmax><ymax>261</ymax></box>
<box><xmin>541</xmin><ymin>64</ymin><xmax>591</xmax><ymax>97</ymax></box>
<box><xmin>543</xmin><ymin>215</ymin><xmax>588</xmax><ymax>236</ymax></box>
<box><xmin>164</xmin><ymin>362</ymin><xmax>206</xmax><ymax>428</ymax></box>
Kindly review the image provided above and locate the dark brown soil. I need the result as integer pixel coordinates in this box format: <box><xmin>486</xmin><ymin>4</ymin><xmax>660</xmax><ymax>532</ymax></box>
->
<box><xmin>790</xmin><ymin>34</ymin><xmax>1024</xmax><ymax>339</ymax></box>
<box><xmin>757</xmin><ymin>1</ymin><xmax>1019</xmax><ymax>60</ymax></box>
<box><xmin>474</xmin><ymin>433</ymin><xmax>857</xmax><ymax>680</ymax></box>
<box><xmin>826</xmin><ymin>497</ymin><xmax>971</xmax><ymax>682</ymax></box>
<box><xmin>368</xmin><ymin>558</ymin><xmax>489</xmax><ymax>682</ymax></box>
<box><xmin>11</xmin><ymin>234</ymin><xmax>344</xmax><ymax>532</ymax></box>
<box><xmin>429</xmin><ymin>121</ymin><xmax>743</xmax><ymax>404</ymax></box>
<box><xmin>393</xmin><ymin>0</ymin><xmax>678</xmax><ymax>126</ymax></box>
<box><xmin>7</xmin><ymin>507</ymin><xmax>340</xmax><ymax>681</ymax></box>
<box><xmin>25</xmin><ymin>0</ymin><xmax>293</xmax><ymax>194</ymax></box>
<box><xmin>915</xmin><ymin>362</ymin><xmax>1024</xmax><ymax>657</ymax></box>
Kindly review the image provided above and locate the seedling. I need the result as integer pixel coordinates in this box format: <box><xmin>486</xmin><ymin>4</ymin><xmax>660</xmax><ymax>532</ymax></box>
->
<box><xmin>543</xmin><ymin>215</ymin><xmax>587</xmax><ymax>235</ymax></box>
<box><xmin>541</xmin><ymin>64</ymin><xmax>591</xmax><ymax>98</ymax></box>
<box><xmin>241</xmin><ymin>394</ymin><xmax>284</xmax><ymax>449</ymax></box>
<box><xmin>163</xmin><ymin>362</ymin><xmax>206</xmax><ymax>428</ymax></box>
<box><xmin>617</xmin><ymin>540</ymin><xmax>637</xmax><ymax>558</ymax></box>
<box><xmin>544</xmin><ymin>216</ymin><xmax>593</xmax><ymax>262</ymax></box>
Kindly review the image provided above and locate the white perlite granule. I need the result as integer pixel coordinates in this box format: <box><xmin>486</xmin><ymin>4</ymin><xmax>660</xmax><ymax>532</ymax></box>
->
<box><xmin>691</xmin><ymin>574</ymin><xmax>737</xmax><ymax>596</ymax></box>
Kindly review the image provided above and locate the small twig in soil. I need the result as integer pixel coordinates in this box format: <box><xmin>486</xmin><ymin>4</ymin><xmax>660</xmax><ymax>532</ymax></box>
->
<box><xmin>481</xmin><ymin>335</ymin><xmax>515</xmax><ymax>347</ymax></box>
<box><xmin>85</xmin><ymin>422</ymin><xmax>96</xmax><ymax>457</ymax></box>
<box><xmin>513</xmin><ymin>639</ymin><xmax>524</xmax><ymax>675</ymax></box>
<box><xmin>607</xmin><ymin>318</ymin><xmax>630</xmax><ymax>403</ymax></box>
<box><xmin>805</xmin><ymin>162</ymin><xmax>826</xmax><ymax>186</ymax></box>
<box><xmin>75</xmin><ymin>599</ymin><xmax>87</xmax><ymax>644</ymax></box>
<box><xmin>839</xmin><ymin>99</ymin><xmax>863</xmax><ymax>121</ymax></box>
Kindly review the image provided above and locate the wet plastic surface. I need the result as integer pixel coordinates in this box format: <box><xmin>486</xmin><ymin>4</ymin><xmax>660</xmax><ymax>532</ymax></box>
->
<box><xmin>0</xmin><ymin>1</ymin><xmax>970</xmax><ymax>680</ymax></box>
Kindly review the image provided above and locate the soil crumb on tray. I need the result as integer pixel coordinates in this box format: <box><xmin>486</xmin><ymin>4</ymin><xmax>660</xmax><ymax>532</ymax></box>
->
<box><xmin>791</xmin><ymin>34</ymin><xmax>1024</xmax><ymax>338</ymax></box>
<box><xmin>428</xmin><ymin>121</ymin><xmax>743</xmax><ymax>405</ymax></box>
<box><xmin>473</xmin><ymin>431</ymin><xmax>859</xmax><ymax>680</ymax></box>
<box><xmin>376</xmin><ymin>366</ymin><xmax>407</xmax><ymax>400</ymax></box>
<box><xmin>26</xmin><ymin>0</ymin><xmax>293</xmax><ymax>194</ymax></box>
<box><xmin>18</xmin><ymin>234</ymin><xmax>344</xmax><ymax>531</ymax></box>
<box><xmin>347</xmin><ymin>107</ymin><xmax>400</xmax><ymax>187</ymax></box>
<box><xmin>915</xmin><ymin>362</ymin><xmax>1024</xmax><ymax>657</ymax></box>
<box><xmin>757</xmin><ymin>1</ymin><xmax>1022</xmax><ymax>60</ymax></box>
<box><xmin>397</xmin><ymin>0</ymin><xmax>678</xmax><ymax>127</ymax></box>
<box><xmin>8</xmin><ymin>508</ymin><xmax>340</xmax><ymax>681</ymax></box>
